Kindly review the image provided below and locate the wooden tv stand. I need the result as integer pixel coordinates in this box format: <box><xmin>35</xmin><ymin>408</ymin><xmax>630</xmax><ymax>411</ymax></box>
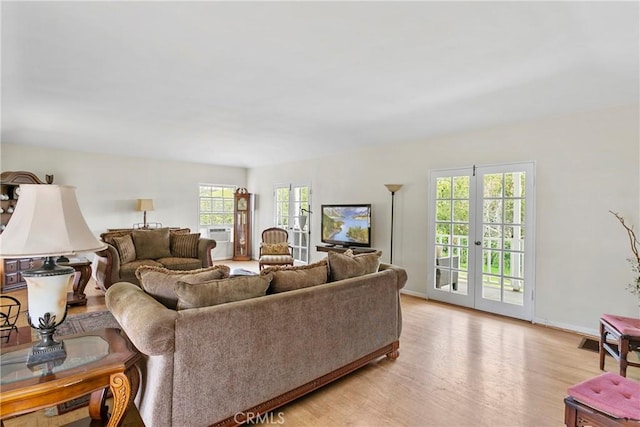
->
<box><xmin>316</xmin><ymin>245</ymin><xmax>378</xmax><ymax>254</ymax></box>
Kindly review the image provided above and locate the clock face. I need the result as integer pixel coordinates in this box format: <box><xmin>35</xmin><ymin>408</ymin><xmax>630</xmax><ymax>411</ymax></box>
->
<box><xmin>238</xmin><ymin>198</ymin><xmax>248</xmax><ymax>211</ymax></box>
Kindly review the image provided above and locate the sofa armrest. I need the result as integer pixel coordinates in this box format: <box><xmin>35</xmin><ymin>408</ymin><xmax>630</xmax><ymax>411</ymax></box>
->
<box><xmin>379</xmin><ymin>263</ymin><xmax>408</xmax><ymax>290</ymax></box>
<box><xmin>197</xmin><ymin>238</ymin><xmax>216</xmax><ymax>267</ymax></box>
<box><xmin>106</xmin><ymin>282</ymin><xmax>177</xmax><ymax>356</ymax></box>
<box><xmin>91</xmin><ymin>243</ymin><xmax>120</xmax><ymax>292</ymax></box>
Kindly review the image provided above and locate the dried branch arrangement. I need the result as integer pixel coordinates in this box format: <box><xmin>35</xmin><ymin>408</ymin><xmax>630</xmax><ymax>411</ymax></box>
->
<box><xmin>610</xmin><ymin>210</ymin><xmax>640</xmax><ymax>299</ymax></box>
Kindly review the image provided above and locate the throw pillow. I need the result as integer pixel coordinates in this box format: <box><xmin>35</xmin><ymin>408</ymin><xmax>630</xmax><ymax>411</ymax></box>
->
<box><xmin>327</xmin><ymin>250</ymin><xmax>382</xmax><ymax>282</ymax></box>
<box><xmin>135</xmin><ymin>264</ymin><xmax>231</xmax><ymax>309</ymax></box>
<box><xmin>112</xmin><ymin>234</ymin><xmax>136</xmax><ymax>264</ymax></box>
<box><xmin>260</xmin><ymin>260</ymin><xmax>328</xmax><ymax>293</ymax></box>
<box><xmin>175</xmin><ymin>274</ymin><xmax>272</xmax><ymax>310</ymax></box>
<box><xmin>170</xmin><ymin>233</ymin><xmax>200</xmax><ymax>258</ymax></box>
<box><xmin>132</xmin><ymin>228</ymin><xmax>172</xmax><ymax>260</ymax></box>
<box><xmin>261</xmin><ymin>242</ymin><xmax>290</xmax><ymax>255</ymax></box>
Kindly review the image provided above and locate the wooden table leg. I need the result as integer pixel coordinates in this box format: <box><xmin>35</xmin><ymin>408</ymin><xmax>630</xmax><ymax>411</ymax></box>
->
<box><xmin>108</xmin><ymin>366</ymin><xmax>140</xmax><ymax>427</ymax></box>
<box><xmin>89</xmin><ymin>388</ymin><xmax>108</xmax><ymax>421</ymax></box>
<box><xmin>67</xmin><ymin>263</ymin><xmax>91</xmax><ymax>306</ymax></box>
<box><xmin>87</xmin><ymin>365</ymin><xmax>140</xmax><ymax>426</ymax></box>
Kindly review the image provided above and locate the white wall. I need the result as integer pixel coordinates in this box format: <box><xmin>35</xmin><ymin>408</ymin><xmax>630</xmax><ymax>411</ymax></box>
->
<box><xmin>248</xmin><ymin>105</ymin><xmax>640</xmax><ymax>335</ymax></box>
<box><xmin>2</xmin><ymin>105</ymin><xmax>638</xmax><ymax>334</ymax></box>
<box><xmin>0</xmin><ymin>144</ymin><xmax>247</xmax><ymax>236</ymax></box>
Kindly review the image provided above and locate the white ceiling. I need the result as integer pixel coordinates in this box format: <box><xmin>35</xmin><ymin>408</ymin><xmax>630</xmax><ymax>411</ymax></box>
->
<box><xmin>2</xmin><ymin>1</ymin><xmax>639</xmax><ymax>168</ymax></box>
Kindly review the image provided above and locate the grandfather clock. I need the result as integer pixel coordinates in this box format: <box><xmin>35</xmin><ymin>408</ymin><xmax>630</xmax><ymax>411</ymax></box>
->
<box><xmin>233</xmin><ymin>188</ymin><xmax>253</xmax><ymax>261</ymax></box>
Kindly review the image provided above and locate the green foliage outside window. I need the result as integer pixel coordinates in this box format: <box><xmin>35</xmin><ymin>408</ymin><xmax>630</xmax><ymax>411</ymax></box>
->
<box><xmin>435</xmin><ymin>173</ymin><xmax>525</xmax><ymax>278</ymax></box>
<box><xmin>199</xmin><ymin>185</ymin><xmax>236</xmax><ymax>227</ymax></box>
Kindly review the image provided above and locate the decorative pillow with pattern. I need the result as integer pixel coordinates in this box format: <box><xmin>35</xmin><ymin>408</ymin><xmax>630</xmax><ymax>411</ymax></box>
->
<box><xmin>327</xmin><ymin>250</ymin><xmax>382</xmax><ymax>282</ymax></box>
<box><xmin>135</xmin><ymin>265</ymin><xmax>231</xmax><ymax>309</ymax></box>
<box><xmin>260</xmin><ymin>260</ymin><xmax>328</xmax><ymax>293</ymax></box>
<box><xmin>132</xmin><ymin>228</ymin><xmax>172</xmax><ymax>260</ymax></box>
<box><xmin>175</xmin><ymin>274</ymin><xmax>272</xmax><ymax>310</ymax></box>
<box><xmin>261</xmin><ymin>242</ymin><xmax>290</xmax><ymax>255</ymax></box>
<box><xmin>112</xmin><ymin>234</ymin><xmax>136</xmax><ymax>264</ymax></box>
<box><xmin>170</xmin><ymin>233</ymin><xmax>200</xmax><ymax>258</ymax></box>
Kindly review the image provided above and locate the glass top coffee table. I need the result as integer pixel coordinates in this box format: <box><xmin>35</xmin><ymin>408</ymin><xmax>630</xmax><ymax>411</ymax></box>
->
<box><xmin>0</xmin><ymin>328</ymin><xmax>140</xmax><ymax>426</ymax></box>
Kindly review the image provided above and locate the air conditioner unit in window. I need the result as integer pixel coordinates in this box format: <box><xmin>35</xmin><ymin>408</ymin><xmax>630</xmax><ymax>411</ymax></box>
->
<box><xmin>208</xmin><ymin>227</ymin><xmax>232</xmax><ymax>260</ymax></box>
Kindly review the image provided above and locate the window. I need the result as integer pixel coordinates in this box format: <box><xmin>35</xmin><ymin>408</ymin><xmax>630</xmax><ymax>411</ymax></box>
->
<box><xmin>199</xmin><ymin>185</ymin><xmax>236</xmax><ymax>228</ymax></box>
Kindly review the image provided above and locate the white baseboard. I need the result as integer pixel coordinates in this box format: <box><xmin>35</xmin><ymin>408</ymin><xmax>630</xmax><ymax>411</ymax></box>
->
<box><xmin>533</xmin><ymin>317</ymin><xmax>598</xmax><ymax>337</ymax></box>
<box><xmin>400</xmin><ymin>289</ymin><xmax>428</xmax><ymax>299</ymax></box>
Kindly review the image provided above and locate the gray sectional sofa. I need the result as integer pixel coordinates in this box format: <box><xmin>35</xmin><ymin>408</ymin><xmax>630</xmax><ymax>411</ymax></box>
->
<box><xmin>106</xmin><ymin>253</ymin><xmax>407</xmax><ymax>427</ymax></box>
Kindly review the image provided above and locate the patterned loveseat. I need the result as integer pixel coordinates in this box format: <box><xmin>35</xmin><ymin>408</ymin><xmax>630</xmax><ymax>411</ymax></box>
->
<box><xmin>91</xmin><ymin>227</ymin><xmax>216</xmax><ymax>291</ymax></box>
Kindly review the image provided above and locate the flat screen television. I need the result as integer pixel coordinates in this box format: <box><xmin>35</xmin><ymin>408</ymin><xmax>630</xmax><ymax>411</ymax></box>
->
<box><xmin>321</xmin><ymin>204</ymin><xmax>372</xmax><ymax>248</ymax></box>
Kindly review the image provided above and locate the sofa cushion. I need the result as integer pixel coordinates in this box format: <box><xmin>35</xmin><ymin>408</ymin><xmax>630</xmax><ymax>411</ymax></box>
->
<box><xmin>175</xmin><ymin>274</ymin><xmax>272</xmax><ymax>310</ymax></box>
<box><xmin>136</xmin><ymin>265</ymin><xmax>231</xmax><ymax>309</ymax></box>
<box><xmin>261</xmin><ymin>242</ymin><xmax>290</xmax><ymax>255</ymax></box>
<box><xmin>132</xmin><ymin>228</ymin><xmax>172</xmax><ymax>260</ymax></box>
<box><xmin>120</xmin><ymin>260</ymin><xmax>164</xmax><ymax>284</ymax></box>
<box><xmin>261</xmin><ymin>260</ymin><xmax>328</xmax><ymax>293</ymax></box>
<box><xmin>170</xmin><ymin>233</ymin><xmax>200</xmax><ymax>258</ymax></box>
<box><xmin>112</xmin><ymin>234</ymin><xmax>136</xmax><ymax>264</ymax></box>
<box><xmin>327</xmin><ymin>250</ymin><xmax>382</xmax><ymax>282</ymax></box>
<box><xmin>158</xmin><ymin>257</ymin><xmax>203</xmax><ymax>271</ymax></box>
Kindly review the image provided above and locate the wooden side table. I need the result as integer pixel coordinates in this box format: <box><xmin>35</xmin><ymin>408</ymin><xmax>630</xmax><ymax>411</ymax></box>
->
<box><xmin>0</xmin><ymin>328</ymin><xmax>140</xmax><ymax>427</ymax></box>
<box><xmin>59</xmin><ymin>257</ymin><xmax>92</xmax><ymax>306</ymax></box>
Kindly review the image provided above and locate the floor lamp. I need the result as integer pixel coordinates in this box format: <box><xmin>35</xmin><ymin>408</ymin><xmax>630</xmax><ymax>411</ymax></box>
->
<box><xmin>384</xmin><ymin>184</ymin><xmax>403</xmax><ymax>264</ymax></box>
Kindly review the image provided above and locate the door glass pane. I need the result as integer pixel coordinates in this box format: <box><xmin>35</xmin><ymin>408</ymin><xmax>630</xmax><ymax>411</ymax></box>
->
<box><xmin>505</xmin><ymin>279</ymin><xmax>524</xmax><ymax>305</ymax></box>
<box><xmin>483</xmin><ymin>225</ymin><xmax>502</xmax><ymax>250</ymax></box>
<box><xmin>484</xmin><ymin>174</ymin><xmax>503</xmax><ymax>197</ymax></box>
<box><xmin>434</xmin><ymin>175</ymin><xmax>469</xmax><ymax>296</ymax></box>
<box><xmin>287</xmin><ymin>184</ymin><xmax>311</xmax><ymax>265</ymax></box>
<box><xmin>453</xmin><ymin>200</ymin><xmax>469</xmax><ymax>222</ymax></box>
<box><xmin>482</xmin><ymin>274</ymin><xmax>501</xmax><ymax>301</ymax></box>
<box><xmin>483</xmin><ymin>200</ymin><xmax>502</xmax><ymax>223</ymax></box>
<box><xmin>436</xmin><ymin>224</ymin><xmax>451</xmax><ymax>244</ymax></box>
<box><xmin>479</xmin><ymin>169</ymin><xmax>528</xmax><ymax>308</ymax></box>
<box><xmin>437</xmin><ymin>177</ymin><xmax>452</xmax><ymax>198</ymax></box>
<box><xmin>436</xmin><ymin>201</ymin><xmax>451</xmax><ymax>221</ymax></box>
<box><xmin>505</xmin><ymin>251</ymin><xmax>524</xmax><ymax>279</ymax></box>
<box><xmin>504</xmin><ymin>172</ymin><xmax>526</xmax><ymax>197</ymax></box>
<box><xmin>453</xmin><ymin>176</ymin><xmax>469</xmax><ymax>198</ymax></box>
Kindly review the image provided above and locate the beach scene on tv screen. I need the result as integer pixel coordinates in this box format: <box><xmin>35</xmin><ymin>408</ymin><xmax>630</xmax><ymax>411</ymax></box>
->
<box><xmin>322</xmin><ymin>206</ymin><xmax>370</xmax><ymax>244</ymax></box>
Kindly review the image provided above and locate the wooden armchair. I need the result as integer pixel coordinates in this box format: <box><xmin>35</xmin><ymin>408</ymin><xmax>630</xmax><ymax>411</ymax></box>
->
<box><xmin>258</xmin><ymin>227</ymin><xmax>294</xmax><ymax>270</ymax></box>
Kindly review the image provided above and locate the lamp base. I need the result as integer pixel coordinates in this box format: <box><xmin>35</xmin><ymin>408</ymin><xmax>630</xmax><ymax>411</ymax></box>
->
<box><xmin>27</xmin><ymin>339</ymin><xmax>66</xmax><ymax>368</ymax></box>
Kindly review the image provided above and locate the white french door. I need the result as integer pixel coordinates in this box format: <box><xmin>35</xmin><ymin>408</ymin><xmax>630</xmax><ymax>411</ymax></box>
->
<box><xmin>274</xmin><ymin>183</ymin><xmax>311</xmax><ymax>265</ymax></box>
<box><xmin>427</xmin><ymin>162</ymin><xmax>535</xmax><ymax>321</ymax></box>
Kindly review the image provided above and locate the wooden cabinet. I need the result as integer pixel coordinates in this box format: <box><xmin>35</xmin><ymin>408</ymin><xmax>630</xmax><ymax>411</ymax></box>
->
<box><xmin>233</xmin><ymin>188</ymin><xmax>253</xmax><ymax>261</ymax></box>
<box><xmin>1</xmin><ymin>171</ymin><xmax>46</xmax><ymax>292</ymax></box>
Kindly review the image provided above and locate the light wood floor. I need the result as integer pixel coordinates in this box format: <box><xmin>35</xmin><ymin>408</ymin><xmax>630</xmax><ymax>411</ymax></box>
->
<box><xmin>4</xmin><ymin>260</ymin><xmax>638</xmax><ymax>426</ymax></box>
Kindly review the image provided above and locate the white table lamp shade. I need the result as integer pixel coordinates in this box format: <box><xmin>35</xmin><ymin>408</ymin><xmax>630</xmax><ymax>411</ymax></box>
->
<box><xmin>0</xmin><ymin>184</ymin><xmax>106</xmax><ymax>257</ymax></box>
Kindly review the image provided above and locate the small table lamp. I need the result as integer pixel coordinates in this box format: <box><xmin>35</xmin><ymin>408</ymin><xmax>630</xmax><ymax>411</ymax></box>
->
<box><xmin>0</xmin><ymin>184</ymin><xmax>106</xmax><ymax>368</ymax></box>
<box><xmin>136</xmin><ymin>198</ymin><xmax>154</xmax><ymax>228</ymax></box>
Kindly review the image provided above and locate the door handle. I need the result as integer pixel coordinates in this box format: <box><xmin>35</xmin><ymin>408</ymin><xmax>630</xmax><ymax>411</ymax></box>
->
<box><xmin>474</xmin><ymin>241</ymin><xmax>482</xmax><ymax>246</ymax></box>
